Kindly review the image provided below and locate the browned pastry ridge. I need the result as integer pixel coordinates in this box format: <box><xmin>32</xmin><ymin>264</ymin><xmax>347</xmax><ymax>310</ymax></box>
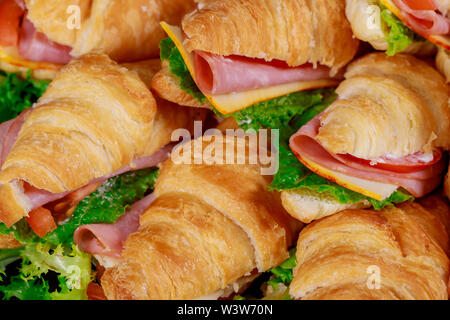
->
<box><xmin>181</xmin><ymin>0</ymin><xmax>359</xmax><ymax>73</ymax></box>
<box><xmin>101</xmin><ymin>135</ymin><xmax>302</xmax><ymax>300</ymax></box>
<box><xmin>0</xmin><ymin>53</ymin><xmax>205</xmax><ymax>228</ymax></box>
<box><xmin>290</xmin><ymin>196</ymin><xmax>450</xmax><ymax>300</ymax></box>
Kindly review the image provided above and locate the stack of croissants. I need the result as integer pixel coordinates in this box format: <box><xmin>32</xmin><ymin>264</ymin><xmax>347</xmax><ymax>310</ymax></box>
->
<box><xmin>0</xmin><ymin>0</ymin><xmax>450</xmax><ymax>301</ymax></box>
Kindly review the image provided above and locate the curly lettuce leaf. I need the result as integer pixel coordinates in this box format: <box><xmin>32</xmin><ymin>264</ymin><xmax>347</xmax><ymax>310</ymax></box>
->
<box><xmin>260</xmin><ymin>249</ymin><xmax>296</xmax><ymax>300</ymax></box>
<box><xmin>43</xmin><ymin>167</ymin><xmax>159</xmax><ymax>246</ymax></box>
<box><xmin>0</xmin><ymin>168</ymin><xmax>160</xmax><ymax>300</ymax></box>
<box><xmin>0</xmin><ymin>70</ymin><xmax>49</xmax><ymax>123</ymax></box>
<box><xmin>159</xmin><ymin>38</ymin><xmax>206</xmax><ymax>103</ymax></box>
<box><xmin>0</xmin><ymin>244</ymin><xmax>92</xmax><ymax>300</ymax></box>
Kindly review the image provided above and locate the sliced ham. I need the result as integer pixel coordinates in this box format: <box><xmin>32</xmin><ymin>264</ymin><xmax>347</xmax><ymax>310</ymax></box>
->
<box><xmin>394</xmin><ymin>0</ymin><xmax>450</xmax><ymax>35</ymax></box>
<box><xmin>290</xmin><ymin>115</ymin><xmax>446</xmax><ymax>198</ymax></box>
<box><xmin>193</xmin><ymin>51</ymin><xmax>338</xmax><ymax>95</ymax></box>
<box><xmin>73</xmin><ymin>193</ymin><xmax>156</xmax><ymax>258</ymax></box>
<box><xmin>18</xmin><ymin>18</ymin><xmax>72</xmax><ymax>64</ymax></box>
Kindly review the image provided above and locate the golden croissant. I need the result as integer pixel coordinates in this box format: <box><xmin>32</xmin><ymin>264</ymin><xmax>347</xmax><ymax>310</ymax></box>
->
<box><xmin>182</xmin><ymin>0</ymin><xmax>358</xmax><ymax>72</ymax></box>
<box><xmin>101</xmin><ymin>135</ymin><xmax>302</xmax><ymax>300</ymax></box>
<box><xmin>284</xmin><ymin>52</ymin><xmax>450</xmax><ymax>224</ymax></box>
<box><xmin>290</xmin><ymin>196</ymin><xmax>450</xmax><ymax>300</ymax></box>
<box><xmin>0</xmin><ymin>53</ymin><xmax>204</xmax><ymax>227</ymax></box>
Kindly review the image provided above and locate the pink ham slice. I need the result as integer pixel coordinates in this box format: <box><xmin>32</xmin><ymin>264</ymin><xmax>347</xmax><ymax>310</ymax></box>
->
<box><xmin>73</xmin><ymin>193</ymin><xmax>156</xmax><ymax>258</ymax></box>
<box><xmin>18</xmin><ymin>18</ymin><xmax>72</xmax><ymax>64</ymax></box>
<box><xmin>394</xmin><ymin>0</ymin><xmax>450</xmax><ymax>36</ymax></box>
<box><xmin>193</xmin><ymin>51</ymin><xmax>338</xmax><ymax>95</ymax></box>
<box><xmin>290</xmin><ymin>115</ymin><xmax>446</xmax><ymax>198</ymax></box>
<box><xmin>22</xmin><ymin>144</ymin><xmax>171</xmax><ymax>212</ymax></box>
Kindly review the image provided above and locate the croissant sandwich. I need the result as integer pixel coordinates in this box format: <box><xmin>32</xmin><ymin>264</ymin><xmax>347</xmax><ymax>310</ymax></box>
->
<box><xmin>152</xmin><ymin>0</ymin><xmax>359</xmax><ymax>113</ymax></box>
<box><xmin>0</xmin><ymin>0</ymin><xmax>197</xmax><ymax>79</ymax></box>
<box><xmin>288</xmin><ymin>196</ymin><xmax>450</xmax><ymax>300</ymax></box>
<box><xmin>345</xmin><ymin>0</ymin><xmax>439</xmax><ymax>56</ymax></box>
<box><xmin>0</xmin><ymin>53</ymin><xmax>206</xmax><ymax>231</ymax></box>
<box><xmin>283</xmin><ymin>52</ymin><xmax>449</xmax><ymax>223</ymax></box>
<box><xmin>99</xmin><ymin>135</ymin><xmax>302</xmax><ymax>300</ymax></box>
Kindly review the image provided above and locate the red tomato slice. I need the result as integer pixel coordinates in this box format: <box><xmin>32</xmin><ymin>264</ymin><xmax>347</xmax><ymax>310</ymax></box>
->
<box><xmin>339</xmin><ymin>150</ymin><xmax>442</xmax><ymax>173</ymax></box>
<box><xmin>87</xmin><ymin>283</ymin><xmax>107</xmax><ymax>300</ymax></box>
<box><xmin>0</xmin><ymin>0</ymin><xmax>25</xmax><ymax>46</ymax></box>
<box><xmin>25</xmin><ymin>207</ymin><xmax>57</xmax><ymax>238</ymax></box>
<box><xmin>403</xmin><ymin>0</ymin><xmax>437</xmax><ymax>11</ymax></box>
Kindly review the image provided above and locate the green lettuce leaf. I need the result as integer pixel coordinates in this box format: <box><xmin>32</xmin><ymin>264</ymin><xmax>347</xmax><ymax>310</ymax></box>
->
<box><xmin>42</xmin><ymin>167</ymin><xmax>159</xmax><ymax>246</ymax></box>
<box><xmin>378</xmin><ymin>3</ymin><xmax>425</xmax><ymax>56</ymax></box>
<box><xmin>0</xmin><ymin>168</ymin><xmax>160</xmax><ymax>246</ymax></box>
<box><xmin>159</xmin><ymin>38</ymin><xmax>206</xmax><ymax>103</ymax></box>
<box><xmin>0</xmin><ymin>168</ymin><xmax>160</xmax><ymax>300</ymax></box>
<box><xmin>267</xmin><ymin>249</ymin><xmax>297</xmax><ymax>290</ymax></box>
<box><xmin>0</xmin><ymin>70</ymin><xmax>49</xmax><ymax>123</ymax></box>
<box><xmin>260</xmin><ymin>249</ymin><xmax>296</xmax><ymax>300</ymax></box>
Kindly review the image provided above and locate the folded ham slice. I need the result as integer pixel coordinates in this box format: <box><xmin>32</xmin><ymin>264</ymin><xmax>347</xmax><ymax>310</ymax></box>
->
<box><xmin>73</xmin><ymin>193</ymin><xmax>156</xmax><ymax>258</ymax></box>
<box><xmin>290</xmin><ymin>115</ymin><xmax>446</xmax><ymax>198</ymax></box>
<box><xmin>394</xmin><ymin>0</ymin><xmax>450</xmax><ymax>36</ymax></box>
<box><xmin>193</xmin><ymin>51</ymin><xmax>338</xmax><ymax>95</ymax></box>
<box><xmin>18</xmin><ymin>18</ymin><xmax>72</xmax><ymax>64</ymax></box>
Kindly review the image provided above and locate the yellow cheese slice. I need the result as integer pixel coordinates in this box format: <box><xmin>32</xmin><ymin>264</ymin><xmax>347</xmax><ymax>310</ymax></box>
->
<box><xmin>161</xmin><ymin>22</ymin><xmax>339</xmax><ymax>115</ymax></box>
<box><xmin>0</xmin><ymin>45</ymin><xmax>61</xmax><ymax>71</ymax></box>
<box><xmin>299</xmin><ymin>154</ymin><xmax>398</xmax><ymax>201</ymax></box>
<box><xmin>380</xmin><ymin>0</ymin><xmax>450</xmax><ymax>50</ymax></box>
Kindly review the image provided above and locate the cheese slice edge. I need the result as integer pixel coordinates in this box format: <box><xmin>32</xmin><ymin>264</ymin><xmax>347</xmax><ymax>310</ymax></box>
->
<box><xmin>299</xmin><ymin>154</ymin><xmax>399</xmax><ymax>201</ymax></box>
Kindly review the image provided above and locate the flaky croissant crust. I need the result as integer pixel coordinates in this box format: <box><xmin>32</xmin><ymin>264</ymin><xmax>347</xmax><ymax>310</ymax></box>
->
<box><xmin>102</xmin><ymin>135</ymin><xmax>301</xmax><ymax>300</ymax></box>
<box><xmin>0</xmin><ymin>53</ymin><xmax>156</xmax><ymax>194</ymax></box>
<box><xmin>182</xmin><ymin>0</ymin><xmax>359</xmax><ymax>72</ymax></box>
<box><xmin>290</xmin><ymin>196</ymin><xmax>450</xmax><ymax>300</ymax></box>
<box><xmin>316</xmin><ymin>53</ymin><xmax>450</xmax><ymax>159</ymax></box>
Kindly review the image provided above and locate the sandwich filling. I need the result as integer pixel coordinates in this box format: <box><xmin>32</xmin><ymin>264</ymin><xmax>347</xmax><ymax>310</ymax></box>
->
<box><xmin>290</xmin><ymin>114</ymin><xmax>446</xmax><ymax>200</ymax></box>
<box><xmin>393</xmin><ymin>0</ymin><xmax>450</xmax><ymax>36</ymax></box>
<box><xmin>161</xmin><ymin>23</ymin><xmax>340</xmax><ymax>114</ymax></box>
<box><xmin>0</xmin><ymin>0</ymin><xmax>72</xmax><ymax>66</ymax></box>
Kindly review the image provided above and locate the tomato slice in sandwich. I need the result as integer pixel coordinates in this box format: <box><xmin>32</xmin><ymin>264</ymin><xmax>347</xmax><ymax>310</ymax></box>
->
<box><xmin>402</xmin><ymin>0</ymin><xmax>437</xmax><ymax>11</ymax></box>
<box><xmin>0</xmin><ymin>0</ymin><xmax>25</xmax><ymax>47</ymax></box>
<box><xmin>26</xmin><ymin>207</ymin><xmax>57</xmax><ymax>238</ymax></box>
